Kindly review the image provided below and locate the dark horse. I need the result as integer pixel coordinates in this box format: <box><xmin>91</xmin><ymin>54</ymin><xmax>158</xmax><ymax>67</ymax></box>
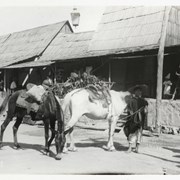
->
<box><xmin>0</xmin><ymin>89</ymin><xmax>65</xmax><ymax>160</ymax></box>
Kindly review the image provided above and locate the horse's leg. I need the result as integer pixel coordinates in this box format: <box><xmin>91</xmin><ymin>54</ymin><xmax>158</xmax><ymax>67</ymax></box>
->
<box><xmin>0</xmin><ymin>116</ymin><xmax>12</xmax><ymax>148</ymax></box>
<box><xmin>13</xmin><ymin>116</ymin><xmax>23</xmax><ymax>149</ymax></box>
<box><xmin>63</xmin><ymin>115</ymin><xmax>81</xmax><ymax>153</ymax></box>
<box><xmin>63</xmin><ymin>129</ymin><xmax>73</xmax><ymax>153</ymax></box>
<box><xmin>135</xmin><ymin>127</ymin><xmax>143</xmax><ymax>153</ymax></box>
<box><xmin>106</xmin><ymin>116</ymin><xmax>118</xmax><ymax>151</ymax></box>
<box><xmin>64</xmin><ymin>113</ymin><xmax>81</xmax><ymax>152</ymax></box>
<box><xmin>47</xmin><ymin>118</ymin><xmax>56</xmax><ymax>152</ymax></box>
<box><xmin>43</xmin><ymin>119</ymin><xmax>50</xmax><ymax>153</ymax></box>
<box><xmin>63</xmin><ymin>135</ymin><xmax>69</xmax><ymax>153</ymax></box>
<box><xmin>68</xmin><ymin>127</ymin><xmax>78</xmax><ymax>152</ymax></box>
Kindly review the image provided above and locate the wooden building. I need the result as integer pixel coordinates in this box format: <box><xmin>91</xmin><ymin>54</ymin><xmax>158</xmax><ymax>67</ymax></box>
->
<box><xmin>1</xmin><ymin>6</ymin><xmax>180</xmax><ymax>129</ymax></box>
<box><xmin>0</xmin><ymin>21</ymin><xmax>73</xmax><ymax>90</ymax></box>
<box><xmin>38</xmin><ymin>6</ymin><xmax>180</xmax><ymax>129</ymax></box>
<box><xmin>87</xmin><ymin>6</ymin><xmax>180</xmax><ymax>129</ymax></box>
<box><xmin>37</xmin><ymin>31</ymin><xmax>110</xmax><ymax>82</ymax></box>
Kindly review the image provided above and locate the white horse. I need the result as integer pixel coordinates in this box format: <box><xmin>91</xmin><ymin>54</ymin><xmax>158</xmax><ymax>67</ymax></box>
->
<box><xmin>61</xmin><ymin>88</ymin><xmax>130</xmax><ymax>152</ymax></box>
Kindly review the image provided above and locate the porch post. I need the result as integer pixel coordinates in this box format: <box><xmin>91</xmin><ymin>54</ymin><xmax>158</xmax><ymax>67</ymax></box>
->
<box><xmin>54</xmin><ymin>63</ymin><xmax>57</xmax><ymax>84</ymax></box>
<box><xmin>22</xmin><ymin>57</ymin><xmax>38</xmax><ymax>87</ymax></box>
<box><xmin>108</xmin><ymin>61</ymin><xmax>112</xmax><ymax>88</ymax></box>
<box><xmin>156</xmin><ymin>6</ymin><xmax>171</xmax><ymax>133</ymax></box>
<box><xmin>3</xmin><ymin>69</ymin><xmax>6</xmax><ymax>92</ymax></box>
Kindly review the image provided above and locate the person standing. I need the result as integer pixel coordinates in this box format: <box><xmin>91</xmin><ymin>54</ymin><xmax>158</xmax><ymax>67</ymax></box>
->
<box><xmin>172</xmin><ymin>65</ymin><xmax>180</xmax><ymax>100</ymax></box>
<box><xmin>10</xmin><ymin>79</ymin><xmax>17</xmax><ymax>93</ymax></box>
<box><xmin>124</xmin><ymin>86</ymin><xmax>148</xmax><ymax>153</ymax></box>
<box><xmin>163</xmin><ymin>73</ymin><xmax>172</xmax><ymax>99</ymax></box>
<box><xmin>42</xmin><ymin>76</ymin><xmax>53</xmax><ymax>90</ymax></box>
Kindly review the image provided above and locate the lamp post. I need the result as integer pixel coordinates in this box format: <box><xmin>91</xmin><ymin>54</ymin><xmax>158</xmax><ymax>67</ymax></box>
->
<box><xmin>71</xmin><ymin>8</ymin><xmax>80</xmax><ymax>28</ymax></box>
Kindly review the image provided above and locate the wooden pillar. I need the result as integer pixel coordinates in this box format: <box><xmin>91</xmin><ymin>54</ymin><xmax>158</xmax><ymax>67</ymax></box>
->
<box><xmin>54</xmin><ymin>63</ymin><xmax>57</xmax><ymax>84</ymax></box>
<box><xmin>156</xmin><ymin>6</ymin><xmax>171</xmax><ymax>132</ymax></box>
<box><xmin>22</xmin><ymin>57</ymin><xmax>38</xmax><ymax>87</ymax></box>
<box><xmin>108</xmin><ymin>61</ymin><xmax>112</xmax><ymax>88</ymax></box>
<box><xmin>3</xmin><ymin>69</ymin><xmax>6</xmax><ymax>92</ymax></box>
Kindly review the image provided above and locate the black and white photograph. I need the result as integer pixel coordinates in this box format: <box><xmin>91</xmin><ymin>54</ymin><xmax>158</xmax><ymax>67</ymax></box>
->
<box><xmin>0</xmin><ymin>0</ymin><xmax>180</xmax><ymax>177</ymax></box>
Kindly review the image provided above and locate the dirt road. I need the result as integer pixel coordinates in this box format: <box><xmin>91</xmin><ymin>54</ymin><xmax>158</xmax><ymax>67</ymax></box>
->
<box><xmin>0</xmin><ymin>120</ymin><xmax>180</xmax><ymax>175</ymax></box>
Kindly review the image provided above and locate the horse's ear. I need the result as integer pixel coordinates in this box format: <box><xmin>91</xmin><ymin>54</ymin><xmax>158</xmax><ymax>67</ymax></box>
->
<box><xmin>124</xmin><ymin>95</ymin><xmax>132</xmax><ymax>104</ymax></box>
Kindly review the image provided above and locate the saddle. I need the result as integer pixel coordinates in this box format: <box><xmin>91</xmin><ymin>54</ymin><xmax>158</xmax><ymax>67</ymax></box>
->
<box><xmin>86</xmin><ymin>85</ymin><xmax>111</xmax><ymax>108</ymax></box>
<box><xmin>16</xmin><ymin>90</ymin><xmax>39</xmax><ymax>113</ymax></box>
<box><xmin>16</xmin><ymin>83</ymin><xmax>47</xmax><ymax>113</ymax></box>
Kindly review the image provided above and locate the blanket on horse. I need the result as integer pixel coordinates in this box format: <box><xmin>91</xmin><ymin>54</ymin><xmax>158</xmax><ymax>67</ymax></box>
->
<box><xmin>85</xmin><ymin>85</ymin><xmax>111</xmax><ymax>108</ymax></box>
<box><xmin>16</xmin><ymin>90</ymin><xmax>40</xmax><ymax>113</ymax></box>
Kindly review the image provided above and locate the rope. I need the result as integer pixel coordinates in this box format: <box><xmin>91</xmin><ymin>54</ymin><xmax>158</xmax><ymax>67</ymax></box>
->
<box><xmin>119</xmin><ymin>106</ymin><xmax>145</xmax><ymax>121</ymax></box>
<box><xmin>116</xmin><ymin>106</ymin><xmax>146</xmax><ymax>131</ymax></box>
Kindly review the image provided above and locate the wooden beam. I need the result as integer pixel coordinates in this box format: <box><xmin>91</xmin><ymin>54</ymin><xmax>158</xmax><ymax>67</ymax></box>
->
<box><xmin>109</xmin><ymin>54</ymin><xmax>157</xmax><ymax>60</ymax></box>
<box><xmin>156</xmin><ymin>6</ymin><xmax>171</xmax><ymax>133</ymax></box>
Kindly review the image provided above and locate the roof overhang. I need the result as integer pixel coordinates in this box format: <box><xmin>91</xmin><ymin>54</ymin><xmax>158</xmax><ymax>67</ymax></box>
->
<box><xmin>1</xmin><ymin>61</ymin><xmax>54</xmax><ymax>69</ymax></box>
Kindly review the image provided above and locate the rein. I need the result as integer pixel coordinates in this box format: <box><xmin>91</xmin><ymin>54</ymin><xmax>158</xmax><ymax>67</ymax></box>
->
<box><xmin>120</xmin><ymin>106</ymin><xmax>145</xmax><ymax>121</ymax></box>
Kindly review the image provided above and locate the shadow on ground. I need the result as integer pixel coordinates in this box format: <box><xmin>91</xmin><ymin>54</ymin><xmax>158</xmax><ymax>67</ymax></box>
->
<box><xmin>140</xmin><ymin>146</ymin><xmax>180</xmax><ymax>169</ymax></box>
<box><xmin>0</xmin><ymin>141</ymin><xmax>57</xmax><ymax>159</ymax></box>
<box><xmin>163</xmin><ymin>147</ymin><xmax>180</xmax><ymax>154</ymax></box>
<box><xmin>163</xmin><ymin>147</ymin><xmax>180</xmax><ymax>168</ymax></box>
<box><xmin>73</xmin><ymin>137</ymin><xmax>128</xmax><ymax>151</ymax></box>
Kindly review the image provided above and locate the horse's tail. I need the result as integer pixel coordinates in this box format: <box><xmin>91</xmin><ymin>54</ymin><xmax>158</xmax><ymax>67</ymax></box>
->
<box><xmin>0</xmin><ymin>92</ymin><xmax>11</xmax><ymax>114</ymax></box>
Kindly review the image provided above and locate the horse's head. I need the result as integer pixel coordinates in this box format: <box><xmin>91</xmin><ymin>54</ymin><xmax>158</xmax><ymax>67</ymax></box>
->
<box><xmin>118</xmin><ymin>91</ymin><xmax>131</xmax><ymax>104</ymax></box>
<box><xmin>124</xmin><ymin>93</ymin><xmax>132</xmax><ymax>105</ymax></box>
<box><xmin>55</xmin><ymin>131</ymin><xmax>66</xmax><ymax>160</ymax></box>
<box><xmin>54</xmin><ymin>96</ymin><xmax>66</xmax><ymax>160</ymax></box>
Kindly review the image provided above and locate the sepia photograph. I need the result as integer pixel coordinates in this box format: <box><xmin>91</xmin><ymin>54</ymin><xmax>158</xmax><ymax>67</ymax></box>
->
<box><xmin>0</xmin><ymin>0</ymin><xmax>180</xmax><ymax>177</ymax></box>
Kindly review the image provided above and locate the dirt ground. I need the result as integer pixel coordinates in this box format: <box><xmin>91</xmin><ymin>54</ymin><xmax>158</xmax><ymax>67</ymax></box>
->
<box><xmin>0</xmin><ymin>119</ymin><xmax>180</xmax><ymax>175</ymax></box>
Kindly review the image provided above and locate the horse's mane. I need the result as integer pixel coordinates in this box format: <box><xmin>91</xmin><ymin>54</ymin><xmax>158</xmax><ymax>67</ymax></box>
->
<box><xmin>42</xmin><ymin>91</ymin><xmax>57</xmax><ymax>114</ymax></box>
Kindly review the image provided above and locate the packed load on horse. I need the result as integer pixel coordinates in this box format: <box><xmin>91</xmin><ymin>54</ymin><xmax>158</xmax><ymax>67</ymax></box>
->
<box><xmin>54</xmin><ymin>72</ymin><xmax>112</xmax><ymax>108</ymax></box>
<box><xmin>26</xmin><ymin>78</ymin><xmax>54</xmax><ymax>103</ymax></box>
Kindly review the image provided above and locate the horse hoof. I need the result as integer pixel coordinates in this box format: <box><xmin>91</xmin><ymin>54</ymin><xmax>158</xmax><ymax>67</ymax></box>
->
<box><xmin>55</xmin><ymin>153</ymin><xmax>62</xmax><ymax>160</ymax></box>
<box><xmin>126</xmin><ymin>149</ymin><xmax>132</xmax><ymax>154</ymax></box>
<box><xmin>14</xmin><ymin>144</ymin><xmax>21</xmax><ymax>149</ymax></box>
<box><xmin>44</xmin><ymin>148</ymin><xmax>49</xmax><ymax>152</ymax></box>
<box><xmin>43</xmin><ymin>148</ymin><xmax>50</xmax><ymax>155</ymax></box>
<box><xmin>68</xmin><ymin>147</ymin><xmax>78</xmax><ymax>152</ymax></box>
<box><xmin>102</xmin><ymin>145</ymin><xmax>108</xmax><ymax>150</ymax></box>
<box><xmin>108</xmin><ymin>147</ymin><xmax>116</xmax><ymax>152</ymax></box>
<box><xmin>63</xmin><ymin>147</ymin><xmax>68</xmax><ymax>154</ymax></box>
<box><xmin>102</xmin><ymin>145</ymin><xmax>116</xmax><ymax>152</ymax></box>
<box><xmin>134</xmin><ymin>150</ymin><xmax>139</xmax><ymax>154</ymax></box>
<box><xmin>45</xmin><ymin>151</ymin><xmax>50</xmax><ymax>156</ymax></box>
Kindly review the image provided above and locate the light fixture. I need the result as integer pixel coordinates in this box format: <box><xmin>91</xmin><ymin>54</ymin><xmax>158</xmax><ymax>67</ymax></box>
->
<box><xmin>71</xmin><ymin>8</ymin><xmax>80</xmax><ymax>28</ymax></box>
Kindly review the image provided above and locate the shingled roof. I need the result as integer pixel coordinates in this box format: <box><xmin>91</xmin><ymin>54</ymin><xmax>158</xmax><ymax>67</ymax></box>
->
<box><xmin>88</xmin><ymin>6</ymin><xmax>180</xmax><ymax>56</ymax></box>
<box><xmin>0</xmin><ymin>34</ymin><xmax>10</xmax><ymax>44</ymax></box>
<box><xmin>3</xmin><ymin>6</ymin><xmax>180</xmax><ymax>69</ymax></box>
<box><xmin>0</xmin><ymin>21</ymin><xmax>72</xmax><ymax>68</ymax></box>
<box><xmin>38</xmin><ymin>31</ymin><xmax>94</xmax><ymax>62</ymax></box>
